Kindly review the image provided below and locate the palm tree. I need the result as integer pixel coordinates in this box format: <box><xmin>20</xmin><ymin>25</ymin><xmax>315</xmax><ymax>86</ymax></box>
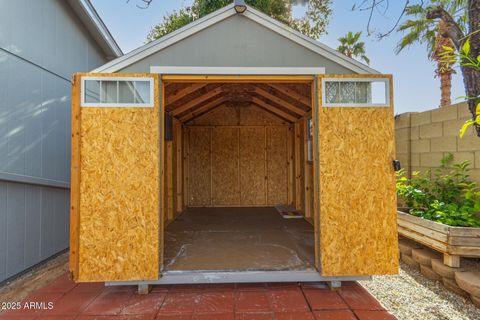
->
<box><xmin>337</xmin><ymin>31</ymin><xmax>370</xmax><ymax>65</ymax></box>
<box><xmin>396</xmin><ymin>1</ymin><xmax>467</xmax><ymax>107</ymax></box>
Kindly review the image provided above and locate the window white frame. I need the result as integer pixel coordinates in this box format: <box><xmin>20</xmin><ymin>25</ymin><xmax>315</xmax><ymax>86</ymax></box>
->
<box><xmin>81</xmin><ymin>76</ymin><xmax>155</xmax><ymax>107</ymax></box>
<box><xmin>150</xmin><ymin>66</ymin><xmax>326</xmax><ymax>75</ymax></box>
<box><xmin>321</xmin><ymin>77</ymin><xmax>390</xmax><ymax>107</ymax></box>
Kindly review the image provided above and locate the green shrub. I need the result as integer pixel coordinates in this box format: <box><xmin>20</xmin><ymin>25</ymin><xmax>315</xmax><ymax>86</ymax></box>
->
<box><xmin>396</xmin><ymin>153</ymin><xmax>480</xmax><ymax>227</ymax></box>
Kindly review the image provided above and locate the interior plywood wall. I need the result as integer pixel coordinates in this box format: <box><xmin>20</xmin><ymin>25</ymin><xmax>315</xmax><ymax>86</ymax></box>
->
<box><xmin>186</xmin><ymin>105</ymin><xmax>291</xmax><ymax>207</ymax></box>
<box><xmin>186</xmin><ymin>126</ymin><xmax>290</xmax><ymax>207</ymax></box>
<box><xmin>240</xmin><ymin>127</ymin><xmax>266</xmax><ymax>205</ymax></box>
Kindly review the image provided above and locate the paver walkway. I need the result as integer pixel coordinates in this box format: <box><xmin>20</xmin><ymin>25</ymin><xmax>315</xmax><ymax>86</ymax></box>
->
<box><xmin>0</xmin><ymin>274</ymin><xmax>396</xmax><ymax>319</ymax></box>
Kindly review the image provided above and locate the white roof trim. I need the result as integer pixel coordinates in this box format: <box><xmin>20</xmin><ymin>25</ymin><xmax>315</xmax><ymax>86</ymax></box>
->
<box><xmin>69</xmin><ymin>0</ymin><xmax>123</xmax><ymax>58</ymax></box>
<box><xmin>150</xmin><ymin>66</ymin><xmax>325</xmax><ymax>75</ymax></box>
<box><xmin>93</xmin><ymin>4</ymin><xmax>235</xmax><ymax>72</ymax></box>
<box><xmin>93</xmin><ymin>4</ymin><xmax>377</xmax><ymax>74</ymax></box>
<box><xmin>243</xmin><ymin>7</ymin><xmax>378</xmax><ymax>74</ymax></box>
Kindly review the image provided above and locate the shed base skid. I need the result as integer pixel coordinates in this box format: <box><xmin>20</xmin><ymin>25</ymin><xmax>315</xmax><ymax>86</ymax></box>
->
<box><xmin>105</xmin><ymin>270</ymin><xmax>370</xmax><ymax>286</ymax></box>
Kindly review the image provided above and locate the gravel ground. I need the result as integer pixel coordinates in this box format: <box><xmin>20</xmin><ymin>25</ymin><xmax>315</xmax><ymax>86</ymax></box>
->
<box><xmin>360</xmin><ymin>261</ymin><xmax>480</xmax><ymax>320</ymax></box>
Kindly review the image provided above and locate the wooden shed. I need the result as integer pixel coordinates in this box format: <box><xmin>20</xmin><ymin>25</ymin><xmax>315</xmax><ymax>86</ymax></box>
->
<box><xmin>69</xmin><ymin>3</ymin><xmax>398</xmax><ymax>288</ymax></box>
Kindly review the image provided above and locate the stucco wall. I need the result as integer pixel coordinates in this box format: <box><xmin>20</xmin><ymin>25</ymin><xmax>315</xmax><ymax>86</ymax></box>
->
<box><xmin>395</xmin><ymin>102</ymin><xmax>480</xmax><ymax>182</ymax></box>
<box><xmin>0</xmin><ymin>0</ymin><xmax>107</xmax><ymax>283</ymax></box>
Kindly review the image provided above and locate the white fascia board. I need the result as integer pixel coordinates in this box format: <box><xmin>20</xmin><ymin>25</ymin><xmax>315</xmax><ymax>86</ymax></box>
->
<box><xmin>71</xmin><ymin>0</ymin><xmax>123</xmax><ymax>57</ymax></box>
<box><xmin>242</xmin><ymin>8</ymin><xmax>379</xmax><ymax>75</ymax></box>
<box><xmin>93</xmin><ymin>4</ymin><xmax>237</xmax><ymax>73</ymax></box>
<box><xmin>150</xmin><ymin>66</ymin><xmax>325</xmax><ymax>75</ymax></box>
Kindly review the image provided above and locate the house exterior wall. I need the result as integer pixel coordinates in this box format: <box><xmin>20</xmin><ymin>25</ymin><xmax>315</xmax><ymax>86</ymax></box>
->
<box><xmin>120</xmin><ymin>15</ymin><xmax>354</xmax><ymax>74</ymax></box>
<box><xmin>395</xmin><ymin>102</ymin><xmax>480</xmax><ymax>182</ymax></box>
<box><xmin>0</xmin><ymin>0</ymin><xmax>108</xmax><ymax>283</ymax></box>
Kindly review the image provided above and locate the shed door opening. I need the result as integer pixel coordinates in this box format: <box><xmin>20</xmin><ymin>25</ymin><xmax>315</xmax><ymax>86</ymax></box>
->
<box><xmin>162</xmin><ymin>78</ymin><xmax>315</xmax><ymax>272</ymax></box>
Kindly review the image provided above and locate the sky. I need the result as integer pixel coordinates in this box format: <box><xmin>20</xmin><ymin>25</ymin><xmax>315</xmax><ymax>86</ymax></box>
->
<box><xmin>91</xmin><ymin>0</ymin><xmax>465</xmax><ymax>115</ymax></box>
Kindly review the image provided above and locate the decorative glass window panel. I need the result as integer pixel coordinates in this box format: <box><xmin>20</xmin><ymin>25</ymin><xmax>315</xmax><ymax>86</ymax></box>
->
<box><xmin>355</xmin><ymin>82</ymin><xmax>371</xmax><ymax>104</ymax></box>
<box><xmin>81</xmin><ymin>77</ymin><xmax>154</xmax><ymax>107</ymax></box>
<box><xmin>339</xmin><ymin>82</ymin><xmax>355</xmax><ymax>104</ymax></box>
<box><xmin>325</xmin><ymin>81</ymin><xmax>339</xmax><ymax>104</ymax></box>
<box><xmin>322</xmin><ymin>78</ymin><xmax>390</xmax><ymax>107</ymax></box>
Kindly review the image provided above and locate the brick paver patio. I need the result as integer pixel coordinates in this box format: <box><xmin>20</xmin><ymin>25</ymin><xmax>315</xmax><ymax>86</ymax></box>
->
<box><xmin>0</xmin><ymin>274</ymin><xmax>396</xmax><ymax>319</ymax></box>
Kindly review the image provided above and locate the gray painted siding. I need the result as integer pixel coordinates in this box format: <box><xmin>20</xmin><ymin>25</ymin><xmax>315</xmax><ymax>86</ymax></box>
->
<box><xmin>121</xmin><ymin>15</ymin><xmax>353</xmax><ymax>74</ymax></box>
<box><xmin>0</xmin><ymin>0</ymin><xmax>105</xmax><ymax>80</ymax></box>
<box><xmin>0</xmin><ymin>181</ymin><xmax>69</xmax><ymax>280</ymax></box>
<box><xmin>0</xmin><ymin>0</ymin><xmax>106</xmax><ymax>282</ymax></box>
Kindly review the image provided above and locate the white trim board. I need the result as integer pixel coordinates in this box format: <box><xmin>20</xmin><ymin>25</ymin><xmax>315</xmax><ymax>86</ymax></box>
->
<box><xmin>80</xmin><ymin>76</ymin><xmax>155</xmax><ymax>108</ymax></box>
<box><xmin>92</xmin><ymin>4</ymin><xmax>377</xmax><ymax>74</ymax></box>
<box><xmin>321</xmin><ymin>77</ymin><xmax>390</xmax><ymax>108</ymax></box>
<box><xmin>68</xmin><ymin>0</ymin><xmax>123</xmax><ymax>57</ymax></box>
<box><xmin>150</xmin><ymin>66</ymin><xmax>326</xmax><ymax>75</ymax></box>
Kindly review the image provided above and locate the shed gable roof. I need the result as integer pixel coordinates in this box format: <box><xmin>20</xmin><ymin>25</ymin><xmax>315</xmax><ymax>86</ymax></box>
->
<box><xmin>93</xmin><ymin>4</ymin><xmax>377</xmax><ymax>74</ymax></box>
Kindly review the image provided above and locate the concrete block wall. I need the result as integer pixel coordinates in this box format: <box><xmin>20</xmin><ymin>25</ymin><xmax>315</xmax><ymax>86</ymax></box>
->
<box><xmin>395</xmin><ymin>102</ymin><xmax>480</xmax><ymax>182</ymax></box>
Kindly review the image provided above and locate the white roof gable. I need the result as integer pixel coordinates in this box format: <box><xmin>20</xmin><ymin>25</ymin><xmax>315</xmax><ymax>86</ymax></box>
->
<box><xmin>93</xmin><ymin>4</ymin><xmax>377</xmax><ymax>74</ymax></box>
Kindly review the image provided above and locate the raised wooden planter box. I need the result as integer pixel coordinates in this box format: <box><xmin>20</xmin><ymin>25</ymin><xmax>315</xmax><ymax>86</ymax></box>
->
<box><xmin>397</xmin><ymin>210</ymin><xmax>480</xmax><ymax>267</ymax></box>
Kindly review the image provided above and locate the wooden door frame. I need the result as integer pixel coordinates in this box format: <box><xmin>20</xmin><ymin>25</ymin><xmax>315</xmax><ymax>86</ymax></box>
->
<box><xmin>158</xmin><ymin>73</ymin><xmax>321</xmax><ymax>275</ymax></box>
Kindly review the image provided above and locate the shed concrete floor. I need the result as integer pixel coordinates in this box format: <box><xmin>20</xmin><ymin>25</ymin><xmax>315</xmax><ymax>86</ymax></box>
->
<box><xmin>164</xmin><ymin>207</ymin><xmax>315</xmax><ymax>272</ymax></box>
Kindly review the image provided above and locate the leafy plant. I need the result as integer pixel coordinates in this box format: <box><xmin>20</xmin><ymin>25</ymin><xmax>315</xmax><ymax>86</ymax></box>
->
<box><xmin>147</xmin><ymin>0</ymin><xmax>332</xmax><ymax>41</ymax></box>
<box><xmin>395</xmin><ymin>1</ymin><xmax>467</xmax><ymax>107</ymax></box>
<box><xmin>439</xmin><ymin>38</ymin><xmax>480</xmax><ymax>138</ymax></box>
<box><xmin>396</xmin><ymin>153</ymin><xmax>480</xmax><ymax>227</ymax></box>
<box><xmin>337</xmin><ymin>31</ymin><xmax>370</xmax><ymax>64</ymax></box>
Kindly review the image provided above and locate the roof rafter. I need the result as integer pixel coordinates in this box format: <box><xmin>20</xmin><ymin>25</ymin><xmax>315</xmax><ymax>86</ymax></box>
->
<box><xmin>180</xmin><ymin>97</ymin><xmax>226</xmax><ymax>122</ymax></box>
<box><xmin>267</xmin><ymin>84</ymin><xmax>311</xmax><ymax>107</ymax></box>
<box><xmin>254</xmin><ymin>87</ymin><xmax>306</xmax><ymax>116</ymax></box>
<box><xmin>251</xmin><ymin>97</ymin><xmax>297</xmax><ymax>122</ymax></box>
<box><xmin>166</xmin><ymin>83</ymin><xmax>209</xmax><ymax>105</ymax></box>
<box><xmin>171</xmin><ymin>87</ymin><xmax>223</xmax><ymax>116</ymax></box>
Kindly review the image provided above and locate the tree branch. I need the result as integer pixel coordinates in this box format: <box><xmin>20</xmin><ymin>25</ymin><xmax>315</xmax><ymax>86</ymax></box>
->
<box><xmin>426</xmin><ymin>7</ymin><xmax>465</xmax><ymax>49</ymax></box>
<box><xmin>126</xmin><ymin>0</ymin><xmax>153</xmax><ymax>9</ymax></box>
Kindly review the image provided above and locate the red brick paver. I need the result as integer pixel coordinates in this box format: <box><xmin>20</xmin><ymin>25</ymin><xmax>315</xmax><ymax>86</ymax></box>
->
<box><xmin>0</xmin><ymin>275</ymin><xmax>396</xmax><ymax>319</ymax></box>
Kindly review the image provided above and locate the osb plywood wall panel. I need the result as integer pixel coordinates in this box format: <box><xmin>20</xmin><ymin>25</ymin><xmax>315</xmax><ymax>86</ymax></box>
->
<box><xmin>240</xmin><ymin>127</ymin><xmax>266</xmax><ymax>205</ymax></box>
<box><xmin>187</xmin><ymin>126</ymin><xmax>289</xmax><ymax>207</ymax></box>
<box><xmin>189</xmin><ymin>105</ymin><xmax>285</xmax><ymax>126</ymax></box>
<box><xmin>188</xmin><ymin>127</ymin><xmax>211</xmax><ymax>206</ymax></box>
<box><xmin>318</xmin><ymin>92</ymin><xmax>398</xmax><ymax>275</ymax></box>
<box><xmin>267</xmin><ymin>127</ymin><xmax>288</xmax><ymax>205</ymax></box>
<box><xmin>78</xmin><ymin>107</ymin><xmax>160</xmax><ymax>282</ymax></box>
<box><xmin>241</xmin><ymin>106</ymin><xmax>287</xmax><ymax>126</ymax></box>
<box><xmin>212</xmin><ymin>127</ymin><xmax>240</xmax><ymax>205</ymax></box>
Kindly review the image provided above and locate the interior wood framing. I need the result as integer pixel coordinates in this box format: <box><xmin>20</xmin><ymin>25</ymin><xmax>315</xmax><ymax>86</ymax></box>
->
<box><xmin>164</xmin><ymin>81</ymin><xmax>314</xmax><ymax>217</ymax></box>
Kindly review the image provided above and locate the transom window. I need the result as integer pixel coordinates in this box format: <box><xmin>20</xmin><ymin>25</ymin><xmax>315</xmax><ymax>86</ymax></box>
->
<box><xmin>81</xmin><ymin>77</ymin><xmax>154</xmax><ymax>107</ymax></box>
<box><xmin>322</xmin><ymin>78</ymin><xmax>390</xmax><ymax>107</ymax></box>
